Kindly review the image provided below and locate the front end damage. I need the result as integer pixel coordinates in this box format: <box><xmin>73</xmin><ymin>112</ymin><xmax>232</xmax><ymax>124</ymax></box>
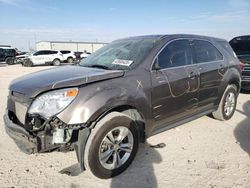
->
<box><xmin>4</xmin><ymin>110</ymin><xmax>87</xmax><ymax>154</ymax></box>
<box><xmin>4</xmin><ymin>90</ymin><xmax>89</xmax><ymax>157</ymax></box>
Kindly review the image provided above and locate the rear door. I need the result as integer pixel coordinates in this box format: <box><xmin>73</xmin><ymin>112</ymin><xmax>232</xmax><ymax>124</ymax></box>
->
<box><xmin>191</xmin><ymin>40</ymin><xmax>225</xmax><ymax>110</ymax></box>
<box><xmin>43</xmin><ymin>50</ymin><xmax>54</xmax><ymax>62</ymax></box>
<box><xmin>151</xmin><ymin>39</ymin><xmax>199</xmax><ymax>130</ymax></box>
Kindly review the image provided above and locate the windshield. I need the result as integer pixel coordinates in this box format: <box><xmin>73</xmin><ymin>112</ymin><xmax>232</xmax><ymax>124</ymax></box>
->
<box><xmin>230</xmin><ymin>36</ymin><xmax>250</xmax><ymax>55</ymax></box>
<box><xmin>79</xmin><ymin>38</ymin><xmax>156</xmax><ymax>70</ymax></box>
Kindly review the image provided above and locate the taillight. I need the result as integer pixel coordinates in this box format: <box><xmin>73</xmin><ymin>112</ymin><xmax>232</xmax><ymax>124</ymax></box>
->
<box><xmin>239</xmin><ymin>61</ymin><xmax>244</xmax><ymax>72</ymax></box>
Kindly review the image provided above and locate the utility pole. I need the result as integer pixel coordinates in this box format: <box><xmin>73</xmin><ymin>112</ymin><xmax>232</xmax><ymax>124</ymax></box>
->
<box><xmin>34</xmin><ymin>32</ymin><xmax>37</xmax><ymax>50</ymax></box>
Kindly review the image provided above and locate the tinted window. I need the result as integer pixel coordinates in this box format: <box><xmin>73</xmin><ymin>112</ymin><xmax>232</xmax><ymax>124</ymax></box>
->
<box><xmin>34</xmin><ymin>51</ymin><xmax>45</xmax><ymax>55</ymax></box>
<box><xmin>0</xmin><ymin>49</ymin><xmax>4</xmax><ymax>55</ymax></box>
<box><xmin>158</xmin><ymin>39</ymin><xmax>193</xmax><ymax>69</ymax></box>
<box><xmin>193</xmin><ymin>40</ymin><xmax>223</xmax><ymax>63</ymax></box>
<box><xmin>230</xmin><ymin>36</ymin><xmax>250</xmax><ymax>55</ymax></box>
<box><xmin>45</xmin><ymin>50</ymin><xmax>57</xmax><ymax>55</ymax></box>
<box><xmin>60</xmin><ymin>50</ymin><xmax>70</xmax><ymax>54</ymax></box>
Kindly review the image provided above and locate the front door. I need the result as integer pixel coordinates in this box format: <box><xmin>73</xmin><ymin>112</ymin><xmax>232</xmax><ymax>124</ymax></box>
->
<box><xmin>151</xmin><ymin>39</ymin><xmax>199</xmax><ymax>131</ymax></box>
<box><xmin>32</xmin><ymin>51</ymin><xmax>46</xmax><ymax>65</ymax></box>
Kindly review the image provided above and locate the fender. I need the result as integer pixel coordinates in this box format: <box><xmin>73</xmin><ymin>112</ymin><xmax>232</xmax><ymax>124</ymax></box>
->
<box><xmin>56</xmin><ymin>79</ymin><xmax>151</xmax><ymax>126</ymax></box>
<box><xmin>217</xmin><ymin>66</ymin><xmax>241</xmax><ymax>106</ymax></box>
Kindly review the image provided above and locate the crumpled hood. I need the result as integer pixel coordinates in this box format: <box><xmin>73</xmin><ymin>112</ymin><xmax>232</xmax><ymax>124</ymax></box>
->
<box><xmin>9</xmin><ymin>66</ymin><xmax>124</xmax><ymax>98</ymax></box>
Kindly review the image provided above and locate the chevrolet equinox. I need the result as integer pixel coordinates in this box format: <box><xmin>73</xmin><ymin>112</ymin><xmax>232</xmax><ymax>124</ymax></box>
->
<box><xmin>4</xmin><ymin>34</ymin><xmax>242</xmax><ymax>178</ymax></box>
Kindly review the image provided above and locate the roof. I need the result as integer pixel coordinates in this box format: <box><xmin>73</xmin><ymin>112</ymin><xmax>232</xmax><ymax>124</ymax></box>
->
<box><xmin>115</xmin><ymin>34</ymin><xmax>227</xmax><ymax>43</ymax></box>
<box><xmin>36</xmin><ymin>41</ymin><xmax>108</xmax><ymax>45</ymax></box>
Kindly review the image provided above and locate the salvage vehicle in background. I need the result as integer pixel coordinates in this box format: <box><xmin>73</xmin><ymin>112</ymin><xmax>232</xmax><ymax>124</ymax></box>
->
<box><xmin>0</xmin><ymin>46</ymin><xmax>18</xmax><ymax>65</ymax></box>
<box><xmin>4</xmin><ymin>34</ymin><xmax>241</xmax><ymax>179</ymax></box>
<box><xmin>23</xmin><ymin>50</ymin><xmax>64</xmax><ymax>66</ymax></box>
<box><xmin>230</xmin><ymin>35</ymin><xmax>250</xmax><ymax>90</ymax></box>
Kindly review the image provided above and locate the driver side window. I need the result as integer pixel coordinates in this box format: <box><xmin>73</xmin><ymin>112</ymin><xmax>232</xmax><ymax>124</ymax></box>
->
<box><xmin>156</xmin><ymin>39</ymin><xmax>193</xmax><ymax>69</ymax></box>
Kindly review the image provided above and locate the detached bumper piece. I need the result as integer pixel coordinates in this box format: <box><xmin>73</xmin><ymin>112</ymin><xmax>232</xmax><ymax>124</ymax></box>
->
<box><xmin>4</xmin><ymin>114</ymin><xmax>37</xmax><ymax>154</ymax></box>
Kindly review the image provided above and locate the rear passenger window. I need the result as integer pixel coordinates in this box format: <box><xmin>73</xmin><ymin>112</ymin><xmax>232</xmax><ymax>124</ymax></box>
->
<box><xmin>60</xmin><ymin>50</ymin><xmax>70</xmax><ymax>54</ymax></box>
<box><xmin>158</xmin><ymin>39</ymin><xmax>193</xmax><ymax>69</ymax></box>
<box><xmin>193</xmin><ymin>40</ymin><xmax>223</xmax><ymax>63</ymax></box>
<box><xmin>47</xmin><ymin>51</ymin><xmax>58</xmax><ymax>54</ymax></box>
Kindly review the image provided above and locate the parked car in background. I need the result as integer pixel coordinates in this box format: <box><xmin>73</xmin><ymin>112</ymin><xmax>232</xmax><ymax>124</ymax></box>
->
<box><xmin>80</xmin><ymin>50</ymin><xmax>91</xmax><ymax>59</ymax></box>
<box><xmin>23</xmin><ymin>50</ymin><xmax>64</xmax><ymax>66</ymax></box>
<box><xmin>4</xmin><ymin>34</ymin><xmax>241</xmax><ymax>179</ymax></box>
<box><xmin>230</xmin><ymin>35</ymin><xmax>250</xmax><ymax>90</ymax></box>
<box><xmin>60</xmin><ymin>50</ymin><xmax>76</xmax><ymax>63</ymax></box>
<box><xmin>0</xmin><ymin>46</ymin><xmax>18</xmax><ymax>65</ymax></box>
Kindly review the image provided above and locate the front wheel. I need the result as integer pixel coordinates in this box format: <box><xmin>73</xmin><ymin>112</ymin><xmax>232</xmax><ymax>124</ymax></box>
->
<box><xmin>212</xmin><ymin>85</ymin><xmax>238</xmax><ymax>121</ymax></box>
<box><xmin>23</xmin><ymin>60</ymin><xmax>33</xmax><ymax>67</ymax></box>
<box><xmin>6</xmin><ymin>57</ymin><xmax>15</xmax><ymax>65</ymax></box>
<box><xmin>84</xmin><ymin>112</ymin><xmax>139</xmax><ymax>179</ymax></box>
<box><xmin>67</xmin><ymin>57</ymin><xmax>73</xmax><ymax>63</ymax></box>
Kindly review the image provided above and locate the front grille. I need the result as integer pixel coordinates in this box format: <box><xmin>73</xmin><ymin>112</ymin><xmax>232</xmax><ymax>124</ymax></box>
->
<box><xmin>7</xmin><ymin>91</ymin><xmax>32</xmax><ymax>125</ymax></box>
<box><xmin>242</xmin><ymin>64</ymin><xmax>250</xmax><ymax>80</ymax></box>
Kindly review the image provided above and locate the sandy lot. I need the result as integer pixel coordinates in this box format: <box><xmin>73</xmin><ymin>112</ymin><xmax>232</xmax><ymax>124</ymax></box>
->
<box><xmin>0</xmin><ymin>64</ymin><xmax>249</xmax><ymax>188</ymax></box>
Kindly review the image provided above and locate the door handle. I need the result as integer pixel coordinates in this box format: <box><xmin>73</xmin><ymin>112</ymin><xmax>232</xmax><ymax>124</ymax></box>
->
<box><xmin>219</xmin><ymin>64</ymin><xmax>225</xmax><ymax>71</ymax></box>
<box><xmin>189</xmin><ymin>71</ymin><xmax>197</xmax><ymax>79</ymax></box>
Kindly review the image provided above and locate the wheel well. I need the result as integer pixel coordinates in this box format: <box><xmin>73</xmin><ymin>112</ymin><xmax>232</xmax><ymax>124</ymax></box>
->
<box><xmin>53</xmin><ymin>58</ymin><xmax>61</xmax><ymax>62</ymax></box>
<box><xmin>97</xmin><ymin>105</ymin><xmax>146</xmax><ymax>142</ymax></box>
<box><xmin>5</xmin><ymin>56</ymin><xmax>13</xmax><ymax>60</ymax></box>
<box><xmin>229</xmin><ymin>80</ymin><xmax>240</xmax><ymax>93</ymax></box>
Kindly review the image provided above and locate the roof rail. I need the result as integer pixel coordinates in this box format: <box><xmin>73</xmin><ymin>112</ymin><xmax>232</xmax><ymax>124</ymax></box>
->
<box><xmin>0</xmin><ymin>45</ymin><xmax>11</xmax><ymax>47</ymax></box>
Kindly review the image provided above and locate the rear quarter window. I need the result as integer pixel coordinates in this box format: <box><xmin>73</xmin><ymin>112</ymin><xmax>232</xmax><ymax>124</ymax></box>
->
<box><xmin>193</xmin><ymin>40</ymin><xmax>223</xmax><ymax>63</ymax></box>
<box><xmin>218</xmin><ymin>41</ymin><xmax>237</xmax><ymax>58</ymax></box>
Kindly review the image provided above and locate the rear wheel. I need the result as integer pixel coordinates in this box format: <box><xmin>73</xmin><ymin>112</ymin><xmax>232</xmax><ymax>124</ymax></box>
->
<box><xmin>52</xmin><ymin>59</ymin><xmax>61</xmax><ymax>66</ymax></box>
<box><xmin>212</xmin><ymin>85</ymin><xmax>237</xmax><ymax>120</ymax></box>
<box><xmin>84</xmin><ymin>112</ymin><xmax>139</xmax><ymax>179</ymax></box>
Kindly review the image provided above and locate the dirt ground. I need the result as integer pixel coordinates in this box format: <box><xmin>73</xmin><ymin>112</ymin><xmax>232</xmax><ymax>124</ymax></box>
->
<box><xmin>0</xmin><ymin>64</ymin><xmax>249</xmax><ymax>188</ymax></box>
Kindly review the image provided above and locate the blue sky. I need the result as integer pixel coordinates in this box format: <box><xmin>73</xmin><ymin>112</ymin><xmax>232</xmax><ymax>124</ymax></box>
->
<box><xmin>0</xmin><ymin>0</ymin><xmax>249</xmax><ymax>50</ymax></box>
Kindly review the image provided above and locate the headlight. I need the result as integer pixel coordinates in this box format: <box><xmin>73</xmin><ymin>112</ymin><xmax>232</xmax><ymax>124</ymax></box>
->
<box><xmin>28</xmin><ymin>88</ymin><xmax>78</xmax><ymax>119</ymax></box>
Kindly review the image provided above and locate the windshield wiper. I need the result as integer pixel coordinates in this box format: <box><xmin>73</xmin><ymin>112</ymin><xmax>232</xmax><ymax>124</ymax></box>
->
<box><xmin>85</xmin><ymin>64</ymin><xmax>111</xmax><ymax>70</ymax></box>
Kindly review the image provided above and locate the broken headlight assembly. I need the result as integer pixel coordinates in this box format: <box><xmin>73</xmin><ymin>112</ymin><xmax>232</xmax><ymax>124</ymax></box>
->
<box><xmin>28</xmin><ymin>88</ymin><xmax>78</xmax><ymax>119</ymax></box>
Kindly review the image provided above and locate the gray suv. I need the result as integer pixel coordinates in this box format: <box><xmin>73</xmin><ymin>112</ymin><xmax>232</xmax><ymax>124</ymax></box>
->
<box><xmin>4</xmin><ymin>34</ymin><xmax>241</xmax><ymax>178</ymax></box>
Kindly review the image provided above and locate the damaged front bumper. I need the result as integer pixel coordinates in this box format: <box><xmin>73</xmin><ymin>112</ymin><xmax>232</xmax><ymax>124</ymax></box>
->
<box><xmin>4</xmin><ymin>111</ymin><xmax>86</xmax><ymax>154</ymax></box>
<box><xmin>4</xmin><ymin>113</ymin><xmax>37</xmax><ymax>154</ymax></box>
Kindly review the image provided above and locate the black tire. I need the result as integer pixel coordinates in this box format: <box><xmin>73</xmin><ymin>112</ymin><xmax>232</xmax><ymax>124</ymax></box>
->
<box><xmin>84</xmin><ymin>112</ymin><xmax>139</xmax><ymax>179</ymax></box>
<box><xmin>67</xmin><ymin>57</ymin><xmax>73</xmax><ymax>64</ymax></box>
<box><xmin>212</xmin><ymin>85</ymin><xmax>237</xmax><ymax>121</ymax></box>
<box><xmin>52</xmin><ymin>59</ymin><xmax>61</xmax><ymax>66</ymax></box>
<box><xmin>6</xmin><ymin>57</ymin><xmax>15</xmax><ymax>65</ymax></box>
<box><xmin>24</xmin><ymin>60</ymin><xmax>33</xmax><ymax>67</ymax></box>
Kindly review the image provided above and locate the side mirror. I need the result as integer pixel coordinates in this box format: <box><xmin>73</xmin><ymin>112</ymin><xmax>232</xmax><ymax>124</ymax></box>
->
<box><xmin>153</xmin><ymin>58</ymin><xmax>161</xmax><ymax>70</ymax></box>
